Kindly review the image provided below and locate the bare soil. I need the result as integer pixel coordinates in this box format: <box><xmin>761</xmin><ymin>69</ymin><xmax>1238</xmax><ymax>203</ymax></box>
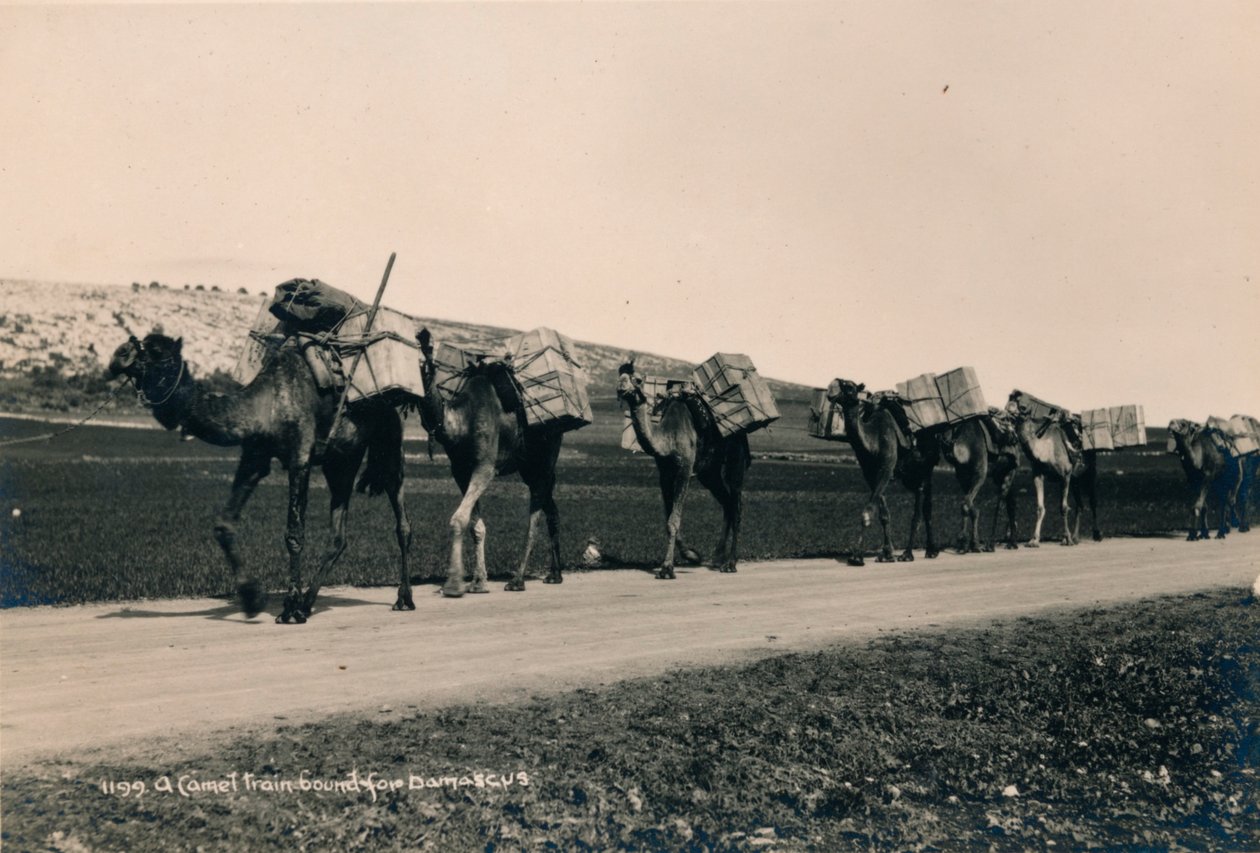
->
<box><xmin>3</xmin><ymin>536</ymin><xmax>1257</xmax><ymax>771</ymax></box>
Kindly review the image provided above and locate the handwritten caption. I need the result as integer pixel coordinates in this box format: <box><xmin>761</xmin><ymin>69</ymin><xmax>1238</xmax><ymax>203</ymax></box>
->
<box><xmin>100</xmin><ymin>770</ymin><xmax>531</xmax><ymax>803</ymax></box>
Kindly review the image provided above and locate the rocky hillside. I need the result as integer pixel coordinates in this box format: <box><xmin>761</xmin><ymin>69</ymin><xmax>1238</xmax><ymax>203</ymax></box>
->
<box><xmin>0</xmin><ymin>280</ymin><xmax>811</xmax><ymax>400</ymax></box>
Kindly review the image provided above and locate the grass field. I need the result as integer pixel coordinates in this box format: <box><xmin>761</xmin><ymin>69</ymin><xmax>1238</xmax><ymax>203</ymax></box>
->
<box><xmin>0</xmin><ymin>405</ymin><xmax>1242</xmax><ymax>607</ymax></box>
<box><xmin>1</xmin><ymin>590</ymin><xmax>1256</xmax><ymax>850</ymax></box>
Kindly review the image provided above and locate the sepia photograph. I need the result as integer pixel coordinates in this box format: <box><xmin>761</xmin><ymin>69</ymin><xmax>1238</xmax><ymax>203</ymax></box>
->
<box><xmin>1</xmin><ymin>1</ymin><xmax>1258</xmax><ymax>849</ymax></box>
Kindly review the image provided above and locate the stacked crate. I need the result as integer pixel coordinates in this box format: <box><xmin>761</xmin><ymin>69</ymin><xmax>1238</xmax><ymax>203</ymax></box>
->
<box><xmin>1207</xmin><ymin>415</ymin><xmax>1260</xmax><ymax>456</ymax></box>
<box><xmin>689</xmin><ymin>353</ymin><xmax>780</xmax><ymax>438</ymax></box>
<box><xmin>895</xmin><ymin>367</ymin><xmax>987</xmax><ymax>432</ymax></box>
<box><xmin>506</xmin><ymin>327</ymin><xmax>592</xmax><ymax>432</ymax></box>
<box><xmin>1079</xmin><ymin>409</ymin><xmax>1116</xmax><ymax>451</ymax></box>
<box><xmin>336</xmin><ymin>307</ymin><xmax>427</xmax><ymax>405</ymax></box>
<box><xmin>1108</xmin><ymin>405</ymin><xmax>1147</xmax><ymax>448</ymax></box>
<box><xmin>895</xmin><ymin>373</ymin><xmax>948</xmax><ymax>432</ymax></box>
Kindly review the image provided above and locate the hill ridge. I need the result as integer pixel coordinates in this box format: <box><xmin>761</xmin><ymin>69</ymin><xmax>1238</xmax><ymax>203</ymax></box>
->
<box><xmin>0</xmin><ymin>280</ymin><xmax>811</xmax><ymax>400</ymax></box>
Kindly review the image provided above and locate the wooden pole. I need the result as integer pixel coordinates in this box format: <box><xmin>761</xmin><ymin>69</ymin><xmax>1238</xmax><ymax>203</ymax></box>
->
<box><xmin>316</xmin><ymin>252</ymin><xmax>396</xmax><ymax>457</ymax></box>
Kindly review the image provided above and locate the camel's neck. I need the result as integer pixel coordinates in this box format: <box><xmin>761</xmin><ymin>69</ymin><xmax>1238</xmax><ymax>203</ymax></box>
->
<box><xmin>1174</xmin><ymin>432</ymin><xmax>1213</xmax><ymax>477</ymax></box>
<box><xmin>415</xmin><ymin>385</ymin><xmax>449</xmax><ymax>447</ymax></box>
<box><xmin>149</xmin><ymin>376</ymin><xmax>250</xmax><ymax>447</ymax></box>
<box><xmin>625</xmin><ymin>394</ymin><xmax>673</xmax><ymax>458</ymax></box>
<box><xmin>839</xmin><ymin>398</ymin><xmax>880</xmax><ymax>456</ymax></box>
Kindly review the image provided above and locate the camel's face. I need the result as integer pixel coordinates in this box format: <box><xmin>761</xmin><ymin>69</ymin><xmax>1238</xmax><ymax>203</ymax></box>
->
<box><xmin>1005</xmin><ymin>392</ymin><xmax>1029</xmax><ymax>420</ymax></box>
<box><xmin>1166</xmin><ymin>419</ymin><xmax>1196</xmax><ymax>452</ymax></box>
<box><xmin>108</xmin><ymin>338</ymin><xmax>143</xmax><ymax>377</ymax></box>
<box><xmin>615</xmin><ymin>371</ymin><xmax>642</xmax><ymax>402</ymax></box>
<box><xmin>827</xmin><ymin>378</ymin><xmax>862</xmax><ymax>405</ymax></box>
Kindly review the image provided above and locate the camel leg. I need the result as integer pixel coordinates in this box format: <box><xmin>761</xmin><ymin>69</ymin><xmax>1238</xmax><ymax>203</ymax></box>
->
<box><xmin>389</xmin><ymin>481</ymin><xmax>416</xmax><ymax>610</ymax></box>
<box><xmin>1026</xmin><ymin>474</ymin><xmax>1046</xmax><ymax>547</ymax></box>
<box><xmin>444</xmin><ymin>466</ymin><xmax>495</xmax><ymax>597</ymax></box>
<box><xmin>1059</xmin><ymin>474</ymin><xmax>1075</xmax><ymax>546</ymax></box>
<box><xmin>899</xmin><ymin>482</ymin><xmax>926</xmax><ymax>562</ymax></box>
<box><xmin>1188</xmin><ymin>478</ymin><xmax>1208</xmax><ymax>541</ymax></box>
<box><xmin>658</xmin><ymin>463</ymin><xmax>689</xmax><ymax>579</ymax></box>
<box><xmin>468</xmin><ymin>507</ymin><xmax>489</xmax><ymax>593</ymax></box>
<box><xmin>956</xmin><ymin>470</ymin><xmax>983</xmax><ymax>554</ymax></box>
<box><xmin>698</xmin><ymin>466</ymin><xmax>736</xmax><ymax>572</ymax></box>
<box><xmin>299</xmin><ymin>450</ymin><xmax>362</xmax><ymax>618</ymax></box>
<box><xmin>276</xmin><ymin>461</ymin><xmax>313</xmax><ymax>624</ymax></box>
<box><xmin>507</xmin><ymin>491</ymin><xmax>544</xmax><ymax>593</ymax></box>
<box><xmin>922</xmin><ymin>476</ymin><xmax>939</xmax><ymax>559</ymax></box>
<box><xmin>214</xmin><ymin>447</ymin><xmax>271</xmax><ymax>618</ymax></box>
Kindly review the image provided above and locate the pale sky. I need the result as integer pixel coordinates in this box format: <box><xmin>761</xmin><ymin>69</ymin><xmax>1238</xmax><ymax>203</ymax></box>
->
<box><xmin>2</xmin><ymin>2</ymin><xmax>1257</xmax><ymax>424</ymax></box>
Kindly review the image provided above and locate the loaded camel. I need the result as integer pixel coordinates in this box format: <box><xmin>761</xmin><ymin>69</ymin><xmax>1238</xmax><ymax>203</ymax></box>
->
<box><xmin>108</xmin><ymin>333</ymin><xmax>413</xmax><ymax>623</ymax></box>
<box><xmin>825</xmin><ymin>379</ymin><xmax>940</xmax><ymax>565</ymax></box>
<box><xmin>940</xmin><ymin>414</ymin><xmax>1022</xmax><ymax>552</ymax></box>
<box><xmin>1166</xmin><ymin>419</ymin><xmax>1243</xmax><ymax>540</ymax></box>
<box><xmin>616</xmin><ymin>358</ymin><xmax>749</xmax><ymax>578</ymax></box>
<box><xmin>1005</xmin><ymin>390</ymin><xmax>1099</xmax><ymax>546</ymax></box>
<box><xmin>414</xmin><ymin>329</ymin><xmax>566</xmax><ymax>596</ymax></box>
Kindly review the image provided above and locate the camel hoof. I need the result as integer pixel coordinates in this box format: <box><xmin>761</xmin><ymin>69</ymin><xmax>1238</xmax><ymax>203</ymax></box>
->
<box><xmin>466</xmin><ymin>582</ymin><xmax>490</xmax><ymax>594</ymax></box>
<box><xmin>895</xmin><ymin>552</ymin><xmax>914</xmax><ymax>563</ymax></box>
<box><xmin>720</xmin><ymin>565</ymin><xmax>737</xmax><ymax>574</ymax></box>
<box><xmin>392</xmin><ymin>593</ymin><xmax>416</xmax><ymax>611</ymax></box>
<box><xmin>238</xmin><ymin>581</ymin><xmax>267</xmax><ymax>619</ymax></box>
<box><xmin>1024</xmin><ymin>541</ymin><xmax>1040</xmax><ymax>549</ymax></box>
<box><xmin>926</xmin><ymin>549</ymin><xmax>940</xmax><ymax>559</ymax></box>
<box><xmin>1060</xmin><ymin>539</ymin><xmax>1074</xmax><ymax>547</ymax></box>
<box><xmin>275</xmin><ymin>610</ymin><xmax>306</xmax><ymax>625</ymax></box>
<box><xmin>440</xmin><ymin>586</ymin><xmax>466</xmax><ymax>598</ymax></box>
<box><xmin>1092</xmin><ymin>532</ymin><xmax>1103</xmax><ymax>542</ymax></box>
<box><xmin>504</xmin><ymin>580</ymin><xmax>526</xmax><ymax>592</ymax></box>
<box><xmin>1004</xmin><ymin>542</ymin><xmax>1018</xmax><ymax>550</ymax></box>
<box><xmin>1240</xmin><ymin>524</ymin><xmax>1251</xmax><ymax>533</ymax></box>
<box><xmin>654</xmin><ymin>567</ymin><xmax>676</xmax><ymax>580</ymax></box>
<box><xmin>846</xmin><ymin>556</ymin><xmax>865</xmax><ymax>567</ymax></box>
<box><xmin>1215</xmin><ymin>532</ymin><xmax>1228</xmax><ymax>540</ymax></box>
<box><xmin>543</xmin><ymin>573</ymin><xmax>563</xmax><ymax>584</ymax></box>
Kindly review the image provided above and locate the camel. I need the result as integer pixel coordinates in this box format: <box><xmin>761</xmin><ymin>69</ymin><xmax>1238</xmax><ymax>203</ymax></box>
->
<box><xmin>825</xmin><ymin>379</ymin><xmax>940</xmax><ymax>566</ymax></box>
<box><xmin>940</xmin><ymin>415</ymin><xmax>1022</xmax><ymax>552</ymax></box>
<box><xmin>1005</xmin><ymin>390</ymin><xmax>1099</xmax><ymax>546</ymax></box>
<box><xmin>414</xmin><ymin>329</ymin><xmax>566</xmax><ymax>596</ymax></box>
<box><xmin>616</xmin><ymin>358</ymin><xmax>749</xmax><ymax>578</ymax></box>
<box><xmin>1166</xmin><ymin>419</ymin><xmax>1243</xmax><ymax>540</ymax></box>
<box><xmin>108</xmin><ymin>333</ymin><xmax>413</xmax><ymax>623</ymax></box>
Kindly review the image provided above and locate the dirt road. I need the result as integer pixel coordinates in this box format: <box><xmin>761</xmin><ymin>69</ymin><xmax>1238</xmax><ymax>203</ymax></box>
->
<box><xmin>3</xmin><ymin>535</ymin><xmax>1257</xmax><ymax>769</ymax></box>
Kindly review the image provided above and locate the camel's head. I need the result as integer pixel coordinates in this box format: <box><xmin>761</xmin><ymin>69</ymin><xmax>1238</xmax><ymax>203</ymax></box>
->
<box><xmin>1166</xmin><ymin>418</ymin><xmax>1199</xmax><ymax>452</ymax></box>
<box><xmin>109</xmin><ymin>333</ymin><xmax>182</xmax><ymax>378</ymax></box>
<box><xmin>1006</xmin><ymin>390</ymin><xmax>1031</xmax><ymax>419</ymax></box>
<box><xmin>826</xmin><ymin>378</ymin><xmax>863</xmax><ymax>406</ymax></box>
<box><xmin>615</xmin><ymin>355</ymin><xmax>644</xmax><ymax>404</ymax></box>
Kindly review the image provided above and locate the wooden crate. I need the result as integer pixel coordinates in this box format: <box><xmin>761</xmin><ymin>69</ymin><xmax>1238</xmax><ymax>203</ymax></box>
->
<box><xmin>807</xmin><ymin>388</ymin><xmax>846</xmax><ymax>440</ymax></box>
<box><xmin>429</xmin><ymin>341</ymin><xmax>489</xmax><ymax>402</ymax></box>
<box><xmin>231</xmin><ymin>295</ymin><xmax>283</xmax><ymax>386</ymax></box>
<box><xmin>689</xmin><ymin>353</ymin><xmax>779</xmax><ymax>438</ymax></box>
<box><xmin>621</xmin><ymin>375</ymin><xmax>681</xmax><ymax>451</ymax></box>
<box><xmin>895</xmin><ymin>373</ymin><xmax>948</xmax><ymax>431</ymax></box>
<box><xmin>936</xmin><ymin>366</ymin><xmax>987</xmax><ymax>423</ymax></box>
<box><xmin>512</xmin><ymin>346</ymin><xmax>592</xmax><ymax>432</ymax></box>
<box><xmin>1232</xmin><ymin>415</ymin><xmax>1260</xmax><ymax>447</ymax></box>
<box><xmin>338</xmin><ymin>308</ymin><xmax>425</xmax><ymax>405</ymax></box>
<box><xmin>1108</xmin><ymin>404</ymin><xmax>1147</xmax><ymax>448</ymax></box>
<box><xmin>1080</xmin><ymin>408</ymin><xmax>1116</xmax><ymax>451</ymax></box>
<box><xmin>1209</xmin><ymin>415</ymin><xmax>1260</xmax><ymax>456</ymax></box>
<box><xmin>507</xmin><ymin>327</ymin><xmax>592</xmax><ymax>432</ymax></box>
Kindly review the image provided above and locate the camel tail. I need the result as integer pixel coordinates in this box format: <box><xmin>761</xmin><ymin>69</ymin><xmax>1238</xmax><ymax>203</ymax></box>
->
<box><xmin>356</xmin><ymin>411</ymin><xmax>405</xmax><ymax>497</ymax></box>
